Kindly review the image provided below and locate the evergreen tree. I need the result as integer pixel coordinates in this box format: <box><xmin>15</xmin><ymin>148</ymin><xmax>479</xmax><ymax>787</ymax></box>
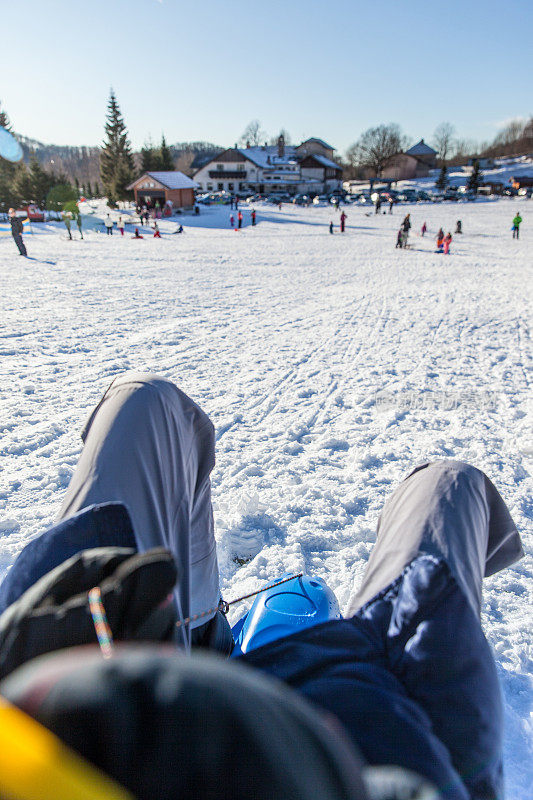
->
<box><xmin>74</xmin><ymin>176</ymin><xmax>80</xmax><ymax>194</ymax></box>
<box><xmin>467</xmin><ymin>159</ymin><xmax>483</xmax><ymax>193</ymax></box>
<box><xmin>0</xmin><ymin>99</ymin><xmax>12</xmax><ymax>130</ymax></box>
<box><xmin>46</xmin><ymin>183</ymin><xmax>78</xmax><ymax>212</ymax></box>
<box><xmin>0</xmin><ymin>100</ymin><xmax>17</xmax><ymax>211</ymax></box>
<box><xmin>95</xmin><ymin>182</ymin><xmax>101</xmax><ymax>197</ymax></box>
<box><xmin>436</xmin><ymin>164</ymin><xmax>448</xmax><ymax>191</ymax></box>
<box><xmin>140</xmin><ymin>138</ymin><xmax>160</xmax><ymax>173</ymax></box>
<box><xmin>159</xmin><ymin>134</ymin><xmax>174</xmax><ymax>171</ymax></box>
<box><xmin>12</xmin><ymin>164</ymin><xmax>32</xmax><ymax>205</ymax></box>
<box><xmin>28</xmin><ymin>158</ymin><xmax>56</xmax><ymax>207</ymax></box>
<box><xmin>87</xmin><ymin>180</ymin><xmax>93</xmax><ymax>197</ymax></box>
<box><xmin>100</xmin><ymin>90</ymin><xmax>134</xmax><ymax>201</ymax></box>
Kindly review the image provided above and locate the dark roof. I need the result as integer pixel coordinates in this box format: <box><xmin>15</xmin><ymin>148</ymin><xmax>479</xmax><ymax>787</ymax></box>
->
<box><xmin>299</xmin><ymin>137</ymin><xmax>335</xmax><ymax>151</ymax></box>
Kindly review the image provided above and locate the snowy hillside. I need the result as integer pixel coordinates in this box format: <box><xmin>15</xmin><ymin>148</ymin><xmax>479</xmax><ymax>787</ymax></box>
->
<box><xmin>0</xmin><ymin>198</ymin><xmax>531</xmax><ymax>796</ymax></box>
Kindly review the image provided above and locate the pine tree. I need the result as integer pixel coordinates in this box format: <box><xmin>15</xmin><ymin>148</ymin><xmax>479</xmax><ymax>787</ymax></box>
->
<box><xmin>87</xmin><ymin>180</ymin><xmax>93</xmax><ymax>197</ymax></box>
<box><xmin>141</xmin><ymin>138</ymin><xmax>159</xmax><ymax>173</ymax></box>
<box><xmin>100</xmin><ymin>90</ymin><xmax>134</xmax><ymax>201</ymax></box>
<box><xmin>28</xmin><ymin>158</ymin><xmax>55</xmax><ymax>207</ymax></box>
<box><xmin>0</xmin><ymin>99</ymin><xmax>12</xmax><ymax>130</ymax></box>
<box><xmin>95</xmin><ymin>182</ymin><xmax>101</xmax><ymax>197</ymax></box>
<box><xmin>467</xmin><ymin>160</ymin><xmax>483</xmax><ymax>194</ymax></box>
<box><xmin>159</xmin><ymin>134</ymin><xmax>174</xmax><ymax>171</ymax></box>
<box><xmin>0</xmin><ymin>100</ymin><xmax>17</xmax><ymax>211</ymax></box>
<box><xmin>12</xmin><ymin>164</ymin><xmax>32</xmax><ymax>205</ymax></box>
<box><xmin>74</xmin><ymin>176</ymin><xmax>80</xmax><ymax>194</ymax></box>
<box><xmin>436</xmin><ymin>164</ymin><xmax>448</xmax><ymax>191</ymax></box>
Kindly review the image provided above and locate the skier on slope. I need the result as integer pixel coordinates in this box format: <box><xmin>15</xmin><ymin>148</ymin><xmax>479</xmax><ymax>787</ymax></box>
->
<box><xmin>340</xmin><ymin>210</ymin><xmax>347</xmax><ymax>232</ymax></box>
<box><xmin>401</xmin><ymin>213</ymin><xmax>411</xmax><ymax>246</ymax></box>
<box><xmin>8</xmin><ymin>209</ymin><xmax>27</xmax><ymax>256</ymax></box>
<box><xmin>512</xmin><ymin>213</ymin><xmax>522</xmax><ymax>239</ymax></box>
<box><xmin>436</xmin><ymin>227</ymin><xmax>444</xmax><ymax>253</ymax></box>
<box><xmin>443</xmin><ymin>232</ymin><xmax>452</xmax><ymax>254</ymax></box>
<box><xmin>0</xmin><ymin>373</ymin><xmax>523</xmax><ymax>800</ymax></box>
<box><xmin>104</xmin><ymin>214</ymin><xmax>114</xmax><ymax>235</ymax></box>
<box><xmin>421</xmin><ymin>221</ymin><xmax>427</xmax><ymax>237</ymax></box>
<box><xmin>62</xmin><ymin>211</ymin><xmax>73</xmax><ymax>240</ymax></box>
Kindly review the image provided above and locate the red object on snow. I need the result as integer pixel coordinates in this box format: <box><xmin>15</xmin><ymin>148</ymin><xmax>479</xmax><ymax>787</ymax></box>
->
<box><xmin>23</xmin><ymin>205</ymin><xmax>45</xmax><ymax>222</ymax></box>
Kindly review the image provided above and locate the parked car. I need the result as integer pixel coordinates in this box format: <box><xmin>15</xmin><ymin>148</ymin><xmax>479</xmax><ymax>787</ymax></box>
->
<box><xmin>416</xmin><ymin>191</ymin><xmax>432</xmax><ymax>202</ymax></box>
<box><xmin>293</xmin><ymin>194</ymin><xmax>311</xmax><ymax>205</ymax></box>
<box><xmin>28</xmin><ymin>204</ymin><xmax>46</xmax><ymax>221</ymax></box>
<box><xmin>443</xmin><ymin>190</ymin><xmax>460</xmax><ymax>201</ymax></box>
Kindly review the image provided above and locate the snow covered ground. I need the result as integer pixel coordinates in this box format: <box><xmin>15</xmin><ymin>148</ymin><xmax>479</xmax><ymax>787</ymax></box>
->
<box><xmin>0</xmin><ymin>197</ymin><xmax>531</xmax><ymax>795</ymax></box>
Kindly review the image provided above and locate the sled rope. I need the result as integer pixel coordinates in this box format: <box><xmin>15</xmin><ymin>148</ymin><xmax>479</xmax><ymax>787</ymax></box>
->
<box><xmin>175</xmin><ymin>572</ymin><xmax>304</xmax><ymax>630</ymax></box>
<box><xmin>88</xmin><ymin>586</ymin><xmax>114</xmax><ymax>659</ymax></box>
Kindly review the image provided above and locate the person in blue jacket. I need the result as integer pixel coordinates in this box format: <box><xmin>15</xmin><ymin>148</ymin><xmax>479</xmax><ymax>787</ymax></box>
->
<box><xmin>0</xmin><ymin>375</ymin><xmax>523</xmax><ymax>800</ymax></box>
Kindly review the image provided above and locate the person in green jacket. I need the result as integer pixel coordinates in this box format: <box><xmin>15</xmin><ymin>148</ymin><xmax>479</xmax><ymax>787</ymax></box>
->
<box><xmin>62</xmin><ymin>211</ymin><xmax>73</xmax><ymax>240</ymax></box>
<box><xmin>512</xmin><ymin>213</ymin><xmax>522</xmax><ymax>239</ymax></box>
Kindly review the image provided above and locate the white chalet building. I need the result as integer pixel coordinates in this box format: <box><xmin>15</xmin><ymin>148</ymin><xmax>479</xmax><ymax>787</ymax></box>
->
<box><xmin>193</xmin><ymin>137</ymin><xmax>343</xmax><ymax>196</ymax></box>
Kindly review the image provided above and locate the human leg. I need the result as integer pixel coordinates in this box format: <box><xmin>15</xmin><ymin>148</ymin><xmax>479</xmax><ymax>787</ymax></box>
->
<box><xmin>347</xmin><ymin>460</ymin><xmax>522</xmax><ymax>616</ymax></box>
<box><xmin>13</xmin><ymin>234</ymin><xmax>26</xmax><ymax>256</ymax></box>
<box><xmin>57</xmin><ymin>373</ymin><xmax>223</xmax><ymax>643</ymax></box>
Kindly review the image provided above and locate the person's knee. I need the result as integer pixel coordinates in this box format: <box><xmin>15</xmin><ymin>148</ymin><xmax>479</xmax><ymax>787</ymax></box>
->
<box><xmin>407</xmin><ymin>460</ymin><xmax>485</xmax><ymax>485</ymax></box>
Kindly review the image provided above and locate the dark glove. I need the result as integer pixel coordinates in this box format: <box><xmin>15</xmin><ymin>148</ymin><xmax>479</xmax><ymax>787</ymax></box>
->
<box><xmin>0</xmin><ymin>547</ymin><xmax>178</xmax><ymax>679</ymax></box>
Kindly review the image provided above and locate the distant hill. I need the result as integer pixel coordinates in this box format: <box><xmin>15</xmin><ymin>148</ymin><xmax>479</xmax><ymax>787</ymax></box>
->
<box><xmin>14</xmin><ymin>133</ymin><xmax>225</xmax><ymax>185</ymax></box>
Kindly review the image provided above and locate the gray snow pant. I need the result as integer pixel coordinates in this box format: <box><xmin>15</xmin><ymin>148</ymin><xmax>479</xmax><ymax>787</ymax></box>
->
<box><xmin>58</xmin><ymin>373</ymin><xmax>227</xmax><ymax>648</ymax></box>
<box><xmin>12</xmin><ymin>233</ymin><xmax>27</xmax><ymax>256</ymax></box>
<box><xmin>347</xmin><ymin>460</ymin><xmax>523</xmax><ymax>617</ymax></box>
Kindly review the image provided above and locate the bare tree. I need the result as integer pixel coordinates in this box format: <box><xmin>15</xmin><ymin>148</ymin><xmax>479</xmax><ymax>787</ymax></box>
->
<box><xmin>433</xmin><ymin>122</ymin><xmax>455</xmax><ymax>164</ymax></box>
<box><xmin>346</xmin><ymin>124</ymin><xmax>408</xmax><ymax>177</ymax></box>
<box><xmin>239</xmin><ymin>119</ymin><xmax>267</xmax><ymax>147</ymax></box>
<box><xmin>452</xmin><ymin>138</ymin><xmax>479</xmax><ymax>160</ymax></box>
<box><xmin>493</xmin><ymin>118</ymin><xmax>526</xmax><ymax>147</ymax></box>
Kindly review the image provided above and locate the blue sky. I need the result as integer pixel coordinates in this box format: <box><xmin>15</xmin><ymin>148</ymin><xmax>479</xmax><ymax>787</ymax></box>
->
<box><xmin>1</xmin><ymin>0</ymin><xmax>530</xmax><ymax>155</ymax></box>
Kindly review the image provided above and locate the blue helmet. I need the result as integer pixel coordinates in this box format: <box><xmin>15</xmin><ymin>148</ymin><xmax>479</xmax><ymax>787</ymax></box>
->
<box><xmin>232</xmin><ymin>574</ymin><xmax>342</xmax><ymax>656</ymax></box>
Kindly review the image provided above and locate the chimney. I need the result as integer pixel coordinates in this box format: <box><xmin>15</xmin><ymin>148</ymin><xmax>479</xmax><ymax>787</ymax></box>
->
<box><xmin>278</xmin><ymin>134</ymin><xmax>285</xmax><ymax>158</ymax></box>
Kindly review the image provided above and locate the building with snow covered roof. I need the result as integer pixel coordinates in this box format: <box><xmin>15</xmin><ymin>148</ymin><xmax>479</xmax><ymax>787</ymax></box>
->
<box><xmin>380</xmin><ymin>139</ymin><xmax>438</xmax><ymax>181</ymax></box>
<box><xmin>127</xmin><ymin>171</ymin><xmax>198</xmax><ymax>209</ymax></box>
<box><xmin>193</xmin><ymin>135</ymin><xmax>342</xmax><ymax>196</ymax></box>
<box><xmin>405</xmin><ymin>139</ymin><xmax>437</xmax><ymax>167</ymax></box>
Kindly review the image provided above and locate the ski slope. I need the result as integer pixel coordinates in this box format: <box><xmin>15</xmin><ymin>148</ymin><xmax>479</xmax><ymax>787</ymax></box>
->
<box><xmin>0</xmin><ymin>198</ymin><xmax>531</xmax><ymax>796</ymax></box>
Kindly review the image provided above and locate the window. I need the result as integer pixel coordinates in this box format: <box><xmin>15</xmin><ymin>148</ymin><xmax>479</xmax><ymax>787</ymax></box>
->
<box><xmin>228</xmin><ymin>183</ymin><xmax>234</xmax><ymax>191</ymax></box>
<box><xmin>237</xmin><ymin>164</ymin><xmax>245</xmax><ymax>171</ymax></box>
<box><xmin>239</xmin><ymin>182</ymin><xmax>245</xmax><ymax>191</ymax></box>
<box><xmin>207</xmin><ymin>184</ymin><xmax>213</xmax><ymax>191</ymax></box>
<box><xmin>218</xmin><ymin>183</ymin><xmax>223</xmax><ymax>191</ymax></box>
<box><xmin>216</xmin><ymin>164</ymin><xmax>223</xmax><ymax>171</ymax></box>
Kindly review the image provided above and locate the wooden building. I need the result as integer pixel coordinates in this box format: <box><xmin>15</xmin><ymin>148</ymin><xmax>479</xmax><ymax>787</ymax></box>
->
<box><xmin>127</xmin><ymin>171</ymin><xmax>197</xmax><ymax>209</ymax></box>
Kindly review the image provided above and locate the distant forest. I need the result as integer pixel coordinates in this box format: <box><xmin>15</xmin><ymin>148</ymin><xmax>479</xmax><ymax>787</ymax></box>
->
<box><xmin>15</xmin><ymin>136</ymin><xmax>224</xmax><ymax>185</ymax></box>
